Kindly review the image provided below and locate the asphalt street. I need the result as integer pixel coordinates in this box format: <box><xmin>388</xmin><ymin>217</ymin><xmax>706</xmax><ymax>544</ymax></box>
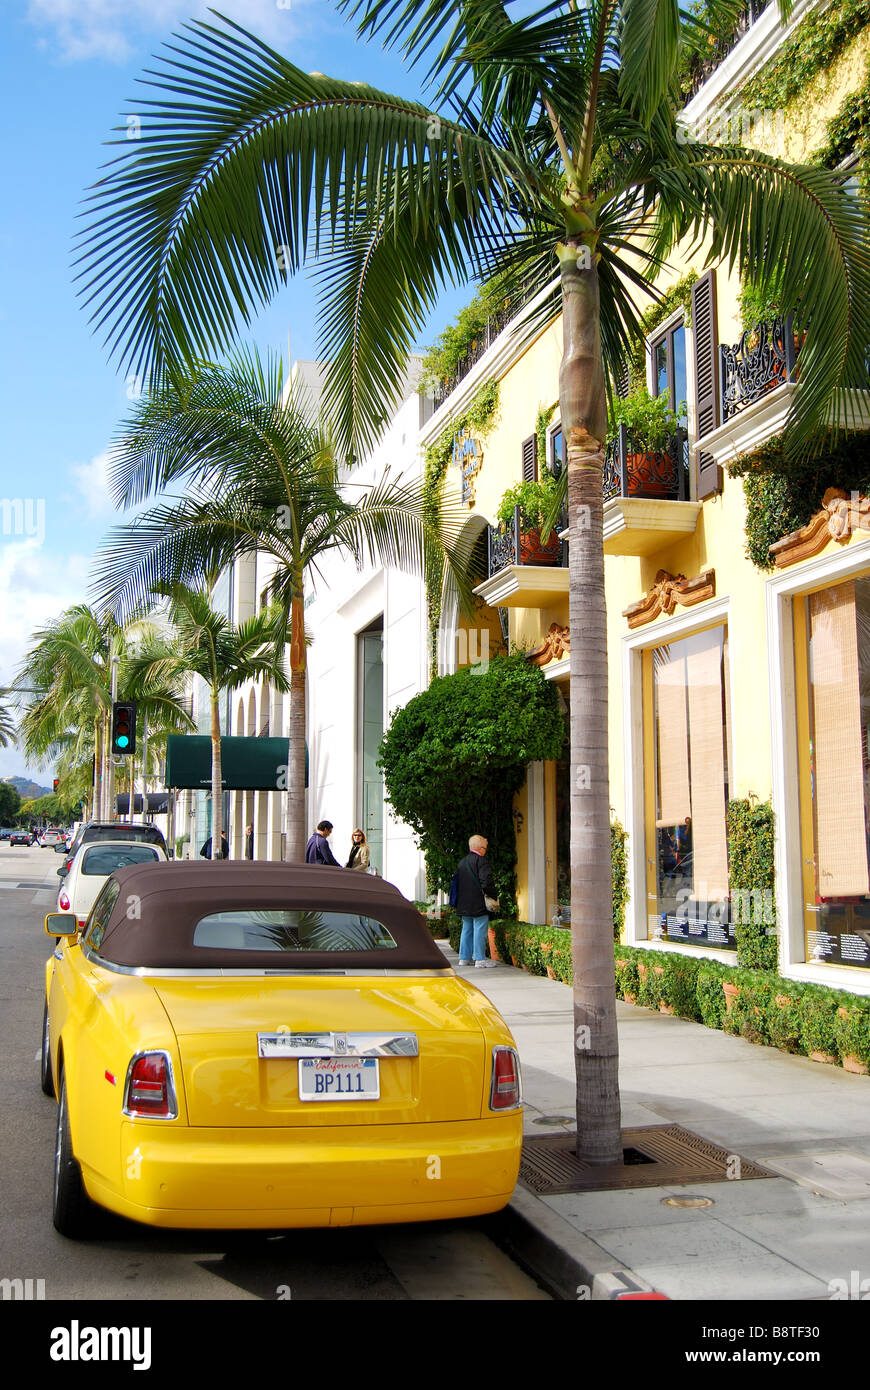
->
<box><xmin>0</xmin><ymin>843</ymin><xmax>550</xmax><ymax>1302</ymax></box>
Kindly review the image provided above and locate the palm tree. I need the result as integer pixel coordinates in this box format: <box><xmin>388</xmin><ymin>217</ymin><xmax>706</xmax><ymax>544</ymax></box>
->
<box><xmin>74</xmin><ymin>4</ymin><xmax>870</xmax><ymax>1161</ymax></box>
<box><xmin>0</xmin><ymin>690</ymin><xmax>15</xmax><ymax>749</ymax></box>
<box><xmin>15</xmin><ymin>605</ymin><xmax>193</xmax><ymax>820</ymax></box>
<box><xmin>124</xmin><ymin>581</ymin><xmax>291</xmax><ymax>858</ymax></box>
<box><xmin>93</xmin><ymin>349</ymin><xmax>474</xmax><ymax>860</ymax></box>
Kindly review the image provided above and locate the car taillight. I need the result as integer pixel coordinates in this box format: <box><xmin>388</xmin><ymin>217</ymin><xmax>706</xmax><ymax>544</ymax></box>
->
<box><xmin>123</xmin><ymin>1051</ymin><xmax>177</xmax><ymax>1119</ymax></box>
<box><xmin>490</xmin><ymin>1046</ymin><xmax>521</xmax><ymax>1111</ymax></box>
<box><xmin>58</xmin><ymin>892</ymin><xmax>70</xmax><ymax>911</ymax></box>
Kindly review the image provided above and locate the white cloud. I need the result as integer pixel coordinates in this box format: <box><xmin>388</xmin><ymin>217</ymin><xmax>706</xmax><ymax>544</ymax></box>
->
<box><xmin>69</xmin><ymin>449</ymin><xmax>116</xmax><ymax>520</ymax></box>
<box><xmin>27</xmin><ymin>0</ymin><xmax>310</xmax><ymax>64</ymax></box>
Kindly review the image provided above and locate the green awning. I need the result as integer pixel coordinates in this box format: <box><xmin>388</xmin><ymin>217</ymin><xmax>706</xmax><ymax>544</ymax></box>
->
<box><xmin>165</xmin><ymin>736</ymin><xmax>298</xmax><ymax>791</ymax></box>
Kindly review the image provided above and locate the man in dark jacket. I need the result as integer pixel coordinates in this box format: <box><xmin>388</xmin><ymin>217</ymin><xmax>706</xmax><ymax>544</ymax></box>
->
<box><xmin>454</xmin><ymin>834</ymin><xmax>497</xmax><ymax>968</ymax></box>
<box><xmin>305</xmin><ymin>820</ymin><xmax>341</xmax><ymax>866</ymax></box>
<box><xmin>200</xmin><ymin>833</ymin><xmax>229</xmax><ymax>859</ymax></box>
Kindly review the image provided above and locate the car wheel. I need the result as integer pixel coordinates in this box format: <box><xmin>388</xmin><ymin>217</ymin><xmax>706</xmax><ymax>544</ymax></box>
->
<box><xmin>40</xmin><ymin>1001</ymin><xmax>54</xmax><ymax>1097</ymax></box>
<box><xmin>53</xmin><ymin>1067</ymin><xmax>94</xmax><ymax>1239</ymax></box>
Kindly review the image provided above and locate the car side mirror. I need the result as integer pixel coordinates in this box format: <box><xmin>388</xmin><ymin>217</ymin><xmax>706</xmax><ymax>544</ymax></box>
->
<box><xmin>56</xmin><ymin>867</ymin><xmax>66</xmax><ymax>878</ymax></box>
<box><xmin>45</xmin><ymin>913</ymin><xmax>78</xmax><ymax>938</ymax></box>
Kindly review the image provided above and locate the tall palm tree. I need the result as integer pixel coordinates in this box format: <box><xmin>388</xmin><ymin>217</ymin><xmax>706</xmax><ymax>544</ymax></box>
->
<box><xmin>93</xmin><ymin>349</ymin><xmax>474</xmax><ymax>860</ymax></box>
<box><xmin>15</xmin><ymin>605</ymin><xmax>193</xmax><ymax>820</ymax></box>
<box><xmin>74</xmin><ymin>4</ymin><xmax>870</xmax><ymax>1161</ymax></box>
<box><xmin>124</xmin><ymin>581</ymin><xmax>291</xmax><ymax>858</ymax></box>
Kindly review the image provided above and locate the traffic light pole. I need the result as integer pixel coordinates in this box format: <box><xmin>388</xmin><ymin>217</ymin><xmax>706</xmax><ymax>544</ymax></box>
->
<box><xmin>106</xmin><ymin>655</ymin><xmax>119</xmax><ymax>821</ymax></box>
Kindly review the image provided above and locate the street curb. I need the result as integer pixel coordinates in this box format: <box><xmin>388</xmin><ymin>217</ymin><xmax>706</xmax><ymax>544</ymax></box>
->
<box><xmin>489</xmin><ymin>1185</ymin><xmax>659</xmax><ymax>1301</ymax></box>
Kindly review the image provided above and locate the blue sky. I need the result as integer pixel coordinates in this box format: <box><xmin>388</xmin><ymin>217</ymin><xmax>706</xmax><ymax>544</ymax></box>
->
<box><xmin>0</xmin><ymin>0</ymin><xmax>471</xmax><ymax>783</ymax></box>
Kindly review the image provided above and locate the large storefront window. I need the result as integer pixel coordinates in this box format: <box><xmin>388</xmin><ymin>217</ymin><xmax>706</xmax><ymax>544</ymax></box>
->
<box><xmin>646</xmin><ymin>624</ymin><xmax>734</xmax><ymax>949</ymax></box>
<box><xmin>795</xmin><ymin>578</ymin><xmax>870</xmax><ymax>968</ymax></box>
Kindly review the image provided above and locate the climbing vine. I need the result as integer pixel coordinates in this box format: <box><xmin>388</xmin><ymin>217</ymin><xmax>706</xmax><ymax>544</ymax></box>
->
<box><xmin>741</xmin><ymin>0</ymin><xmax>870</xmax><ymax>112</ymax></box>
<box><xmin>423</xmin><ymin>379</ymin><xmax>500</xmax><ymax>673</ymax></box>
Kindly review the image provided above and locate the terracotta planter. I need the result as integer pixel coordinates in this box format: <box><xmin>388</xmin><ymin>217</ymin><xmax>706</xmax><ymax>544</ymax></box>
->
<box><xmin>546</xmin><ymin>966</ymin><xmax>557</xmax><ymax>980</ymax></box>
<box><xmin>722</xmin><ymin>980</ymin><xmax>741</xmax><ymax>1014</ymax></box>
<box><xmin>487</xmin><ymin>926</ymin><xmax>500</xmax><ymax>962</ymax></box>
<box><xmin>653</xmin><ymin>965</ymin><xmax>665</xmax><ymax>976</ymax></box>
<box><xmin>623</xmin><ymin>991</ymin><xmax>638</xmax><ymax>1006</ymax></box>
<box><xmin>518</xmin><ymin>528</ymin><xmax>561</xmax><ymax>565</ymax></box>
<box><xmin>843</xmin><ymin>1054</ymin><xmax>869</xmax><ymax>1075</ymax></box>
<box><xmin>510</xmin><ymin>955</ymin><xmax>519</xmax><ymax>968</ymax></box>
<box><xmin>810</xmin><ymin>1050</ymin><xmax>837</xmax><ymax>1066</ymax></box>
<box><xmin>775</xmin><ymin>995</ymin><xmax>793</xmax><ymax>1007</ymax></box>
<box><xmin>659</xmin><ymin>1002</ymin><xmax>675</xmax><ymax>1015</ymax></box>
<box><xmin>625</xmin><ymin>451</ymin><xmax>674</xmax><ymax>499</ymax></box>
<box><xmin>638</xmin><ymin>962</ymin><xmax>647</xmax><ymax>979</ymax></box>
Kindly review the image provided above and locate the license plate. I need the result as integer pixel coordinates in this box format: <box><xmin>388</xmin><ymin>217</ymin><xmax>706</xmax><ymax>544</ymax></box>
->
<box><xmin>298</xmin><ymin>1057</ymin><xmax>380</xmax><ymax>1102</ymax></box>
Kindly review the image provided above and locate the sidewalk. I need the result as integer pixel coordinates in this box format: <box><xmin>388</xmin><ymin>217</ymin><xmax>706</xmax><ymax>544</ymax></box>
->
<box><xmin>439</xmin><ymin>940</ymin><xmax>870</xmax><ymax>1301</ymax></box>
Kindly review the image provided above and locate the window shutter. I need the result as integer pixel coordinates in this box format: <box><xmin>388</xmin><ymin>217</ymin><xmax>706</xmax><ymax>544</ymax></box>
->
<box><xmin>522</xmin><ymin>434</ymin><xmax>537</xmax><ymax>483</ymax></box>
<box><xmin>691</xmin><ymin>270</ymin><xmax>722</xmax><ymax>499</ymax></box>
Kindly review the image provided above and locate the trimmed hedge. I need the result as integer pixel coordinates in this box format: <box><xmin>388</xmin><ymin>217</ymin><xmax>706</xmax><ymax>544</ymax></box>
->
<box><xmin>457</xmin><ymin>922</ymin><xmax>870</xmax><ymax>1072</ymax></box>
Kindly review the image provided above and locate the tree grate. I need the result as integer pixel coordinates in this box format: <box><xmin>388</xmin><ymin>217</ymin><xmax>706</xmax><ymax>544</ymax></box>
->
<box><xmin>519</xmin><ymin>1124</ymin><xmax>775</xmax><ymax>1194</ymax></box>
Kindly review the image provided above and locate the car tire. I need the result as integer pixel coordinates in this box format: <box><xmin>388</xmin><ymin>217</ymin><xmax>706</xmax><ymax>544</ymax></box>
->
<box><xmin>40</xmin><ymin>1001</ymin><xmax>54</xmax><ymax>1097</ymax></box>
<box><xmin>53</xmin><ymin>1067</ymin><xmax>94</xmax><ymax>1239</ymax></box>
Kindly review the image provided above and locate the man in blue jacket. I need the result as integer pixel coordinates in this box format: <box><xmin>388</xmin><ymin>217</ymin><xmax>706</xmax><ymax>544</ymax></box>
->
<box><xmin>454</xmin><ymin>834</ymin><xmax>498</xmax><ymax>968</ymax></box>
<box><xmin>305</xmin><ymin>820</ymin><xmax>341</xmax><ymax>866</ymax></box>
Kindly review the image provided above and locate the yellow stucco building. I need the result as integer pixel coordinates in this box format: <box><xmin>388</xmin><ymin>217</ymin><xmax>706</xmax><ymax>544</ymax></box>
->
<box><xmin>423</xmin><ymin>0</ymin><xmax>870</xmax><ymax>996</ymax></box>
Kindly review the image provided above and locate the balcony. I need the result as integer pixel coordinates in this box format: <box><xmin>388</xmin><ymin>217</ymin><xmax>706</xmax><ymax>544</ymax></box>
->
<box><xmin>603</xmin><ymin>425</ymin><xmax>701</xmax><ymax>557</ymax></box>
<box><xmin>473</xmin><ymin>506</ymin><xmax>570</xmax><ymax>609</ymax></box>
<box><xmin>720</xmin><ymin>316</ymin><xmax>799</xmax><ymax>422</ymax></box>
<box><xmin>680</xmin><ymin>0</ymin><xmax>770</xmax><ymax>105</ymax></box>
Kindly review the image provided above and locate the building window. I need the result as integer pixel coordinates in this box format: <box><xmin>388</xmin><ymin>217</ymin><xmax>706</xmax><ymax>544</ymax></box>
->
<box><xmin>644</xmin><ymin>623</ymin><xmax>734</xmax><ymax>949</ymax></box>
<box><xmin>357</xmin><ymin>618</ymin><xmax>384</xmax><ymax>874</ymax></box>
<box><xmin>650</xmin><ymin>318</ymin><xmax>688</xmax><ymax>425</ymax></box>
<box><xmin>550</xmin><ymin>425</ymin><xmax>565</xmax><ymax>480</ymax></box>
<box><xmin>794</xmin><ymin>577</ymin><xmax>870</xmax><ymax>968</ymax></box>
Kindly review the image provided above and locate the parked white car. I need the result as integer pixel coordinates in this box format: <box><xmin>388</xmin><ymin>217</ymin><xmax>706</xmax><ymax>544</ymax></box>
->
<box><xmin>57</xmin><ymin>840</ymin><xmax>167</xmax><ymax>926</ymax></box>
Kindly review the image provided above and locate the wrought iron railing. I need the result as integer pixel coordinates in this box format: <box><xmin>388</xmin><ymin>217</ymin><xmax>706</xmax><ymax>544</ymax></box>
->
<box><xmin>680</xmin><ymin>0</ymin><xmax>770</xmax><ymax>104</ymax></box>
<box><xmin>603</xmin><ymin>425</ymin><xmax>690</xmax><ymax>504</ymax></box>
<box><xmin>720</xmin><ymin>315</ymin><xmax>799</xmax><ymax>422</ymax></box>
<box><xmin>487</xmin><ymin>505</ymin><xmax>568</xmax><ymax>579</ymax></box>
<box><xmin>432</xmin><ymin>307</ymin><xmax>515</xmax><ymax>409</ymax></box>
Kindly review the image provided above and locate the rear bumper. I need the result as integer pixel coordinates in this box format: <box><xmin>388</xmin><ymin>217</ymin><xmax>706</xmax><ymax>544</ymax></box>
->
<box><xmin>84</xmin><ymin>1115</ymin><xmax>523</xmax><ymax>1229</ymax></box>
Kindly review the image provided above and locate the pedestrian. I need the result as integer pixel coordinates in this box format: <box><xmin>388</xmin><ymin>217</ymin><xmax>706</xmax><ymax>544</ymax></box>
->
<box><xmin>200</xmin><ymin>832</ymin><xmax>229</xmax><ymax>859</ymax></box>
<box><xmin>245</xmin><ymin>823</ymin><xmax>254</xmax><ymax>860</ymax></box>
<box><xmin>453</xmin><ymin>834</ymin><xmax>499</xmax><ymax>968</ymax></box>
<box><xmin>305</xmin><ymin>819</ymin><xmax>341</xmax><ymax>866</ymax></box>
<box><xmin>346</xmin><ymin>828</ymin><xmax>371</xmax><ymax>871</ymax></box>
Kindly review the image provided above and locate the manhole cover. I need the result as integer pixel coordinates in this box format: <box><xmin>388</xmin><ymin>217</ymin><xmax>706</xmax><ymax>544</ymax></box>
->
<box><xmin>662</xmin><ymin>1195</ymin><xmax>715</xmax><ymax>1208</ymax></box>
<box><xmin>519</xmin><ymin>1125</ymin><xmax>775</xmax><ymax>1194</ymax></box>
<box><xmin>532</xmin><ymin>1115</ymin><xmax>574</xmax><ymax>1127</ymax></box>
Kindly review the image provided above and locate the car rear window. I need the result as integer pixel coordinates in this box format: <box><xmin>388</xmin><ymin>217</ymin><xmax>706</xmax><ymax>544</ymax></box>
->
<box><xmin>81</xmin><ymin>845</ymin><xmax>160</xmax><ymax>876</ymax></box>
<box><xmin>192</xmin><ymin>909</ymin><xmax>398</xmax><ymax>953</ymax></box>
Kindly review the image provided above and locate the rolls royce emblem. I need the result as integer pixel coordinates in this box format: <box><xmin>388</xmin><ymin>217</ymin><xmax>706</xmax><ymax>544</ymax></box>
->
<box><xmin>333</xmin><ymin>1033</ymin><xmax>348</xmax><ymax>1054</ymax></box>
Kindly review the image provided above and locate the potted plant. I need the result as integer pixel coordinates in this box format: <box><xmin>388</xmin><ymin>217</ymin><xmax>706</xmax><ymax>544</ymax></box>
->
<box><xmin>607</xmin><ymin>387</ymin><xmax>684</xmax><ymax>498</ymax></box>
<box><xmin>496</xmin><ymin>474</ymin><xmax>561</xmax><ymax>564</ymax></box>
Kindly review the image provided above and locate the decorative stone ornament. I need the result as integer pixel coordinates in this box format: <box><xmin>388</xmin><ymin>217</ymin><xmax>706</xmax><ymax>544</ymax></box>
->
<box><xmin>527</xmin><ymin>623</ymin><xmax>570</xmax><ymax>666</ymax></box>
<box><xmin>770</xmin><ymin>488</ymin><xmax>870</xmax><ymax>568</ymax></box>
<box><xmin>622</xmin><ymin>568</ymin><xmax>716</xmax><ymax>629</ymax></box>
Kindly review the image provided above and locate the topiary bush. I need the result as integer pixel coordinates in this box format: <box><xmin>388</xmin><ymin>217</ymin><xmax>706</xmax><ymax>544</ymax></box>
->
<box><xmin>799</xmin><ymin>993</ymin><xmax>841</xmax><ymax>1059</ymax></box>
<box><xmin>379</xmin><ymin>654</ymin><xmax>565</xmax><ymax>912</ymax></box>
<box><xmin>611</xmin><ymin>817</ymin><xmax>629</xmax><ymax>942</ymax></box>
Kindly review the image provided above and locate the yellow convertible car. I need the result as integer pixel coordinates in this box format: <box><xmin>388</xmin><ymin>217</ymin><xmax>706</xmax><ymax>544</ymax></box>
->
<box><xmin>43</xmin><ymin>863</ymin><xmax>522</xmax><ymax>1236</ymax></box>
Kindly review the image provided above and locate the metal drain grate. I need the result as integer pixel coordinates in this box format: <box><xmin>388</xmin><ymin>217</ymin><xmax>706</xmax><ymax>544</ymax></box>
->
<box><xmin>520</xmin><ymin>1125</ymin><xmax>775</xmax><ymax>1194</ymax></box>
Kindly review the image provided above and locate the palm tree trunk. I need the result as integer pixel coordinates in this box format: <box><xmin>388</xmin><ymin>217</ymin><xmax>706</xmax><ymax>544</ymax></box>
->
<box><xmin>558</xmin><ymin>239</ymin><xmax>622</xmax><ymax>1165</ymax></box>
<box><xmin>210</xmin><ymin>689</ymin><xmax>223</xmax><ymax>859</ymax></box>
<box><xmin>286</xmin><ymin>592</ymin><xmax>306</xmax><ymax>861</ymax></box>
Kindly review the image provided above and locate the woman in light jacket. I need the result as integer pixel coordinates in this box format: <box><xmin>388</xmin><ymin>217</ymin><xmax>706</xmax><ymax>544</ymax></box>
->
<box><xmin>346</xmin><ymin>828</ymin><xmax>371</xmax><ymax>871</ymax></box>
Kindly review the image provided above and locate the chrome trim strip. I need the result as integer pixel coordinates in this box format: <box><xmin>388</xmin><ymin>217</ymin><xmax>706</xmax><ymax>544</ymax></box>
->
<box><xmin>82</xmin><ymin>945</ymin><xmax>450</xmax><ymax>979</ymax></box>
<box><xmin>489</xmin><ymin>1045</ymin><xmax>523</xmax><ymax>1112</ymax></box>
<box><xmin>122</xmin><ymin>1049</ymin><xmax>179</xmax><ymax>1120</ymax></box>
<box><xmin>257</xmin><ymin>1032</ymin><xmax>419</xmax><ymax>1059</ymax></box>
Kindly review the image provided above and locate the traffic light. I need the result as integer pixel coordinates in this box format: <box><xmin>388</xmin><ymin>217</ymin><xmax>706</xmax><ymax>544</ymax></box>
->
<box><xmin>53</xmin><ymin>779</ymin><xmax>59</xmax><ymax>793</ymax></box>
<box><xmin>110</xmin><ymin>700</ymin><xmax>137</xmax><ymax>756</ymax></box>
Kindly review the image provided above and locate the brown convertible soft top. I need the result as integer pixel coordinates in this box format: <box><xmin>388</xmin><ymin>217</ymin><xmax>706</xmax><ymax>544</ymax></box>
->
<box><xmin>90</xmin><ymin>862</ymin><xmax>447</xmax><ymax>970</ymax></box>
